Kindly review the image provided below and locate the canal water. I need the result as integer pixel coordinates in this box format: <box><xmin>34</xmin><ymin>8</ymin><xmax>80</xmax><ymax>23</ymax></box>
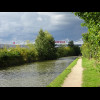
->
<box><xmin>0</xmin><ymin>56</ymin><xmax>77</xmax><ymax>87</ymax></box>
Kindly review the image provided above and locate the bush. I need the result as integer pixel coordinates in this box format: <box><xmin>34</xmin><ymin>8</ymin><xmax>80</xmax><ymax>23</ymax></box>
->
<box><xmin>56</xmin><ymin>46</ymin><xmax>67</xmax><ymax>58</ymax></box>
<box><xmin>0</xmin><ymin>44</ymin><xmax>38</xmax><ymax>67</ymax></box>
<box><xmin>56</xmin><ymin>44</ymin><xmax>81</xmax><ymax>58</ymax></box>
<box><xmin>73</xmin><ymin>45</ymin><xmax>81</xmax><ymax>56</ymax></box>
<box><xmin>0</xmin><ymin>48</ymin><xmax>24</xmax><ymax>67</ymax></box>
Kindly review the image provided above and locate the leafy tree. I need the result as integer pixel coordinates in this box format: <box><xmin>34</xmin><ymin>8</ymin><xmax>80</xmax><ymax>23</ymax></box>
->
<box><xmin>56</xmin><ymin>45</ymin><xmax>67</xmax><ymax>57</ymax></box>
<box><xmin>75</xmin><ymin>12</ymin><xmax>100</xmax><ymax>60</ymax></box>
<box><xmin>68</xmin><ymin>40</ymin><xmax>81</xmax><ymax>56</ymax></box>
<box><xmin>68</xmin><ymin>40</ymin><xmax>74</xmax><ymax>47</ymax></box>
<box><xmin>35</xmin><ymin>29</ymin><xmax>57</xmax><ymax>60</ymax></box>
<box><xmin>56</xmin><ymin>41</ymin><xmax>81</xmax><ymax>57</ymax></box>
<box><xmin>73</xmin><ymin>45</ymin><xmax>81</xmax><ymax>56</ymax></box>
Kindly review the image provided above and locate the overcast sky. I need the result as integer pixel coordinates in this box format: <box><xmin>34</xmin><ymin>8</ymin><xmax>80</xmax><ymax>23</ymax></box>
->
<box><xmin>0</xmin><ymin>12</ymin><xmax>88</xmax><ymax>44</ymax></box>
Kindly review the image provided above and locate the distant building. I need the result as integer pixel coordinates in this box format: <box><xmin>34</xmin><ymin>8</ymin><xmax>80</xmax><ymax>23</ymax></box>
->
<box><xmin>0</xmin><ymin>44</ymin><xmax>27</xmax><ymax>49</ymax></box>
<box><xmin>55</xmin><ymin>43</ymin><xmax>82</xmax><ymax>47</ymax></box>
<box><xmin>0</xmin><ymin>43</ymin><xmax>82</xmax><ymax>49</ymax></box>
<box><xmin>55</xmin><ymin>40</ymin><xmax>82</xmax><ymax>47</ymax></box>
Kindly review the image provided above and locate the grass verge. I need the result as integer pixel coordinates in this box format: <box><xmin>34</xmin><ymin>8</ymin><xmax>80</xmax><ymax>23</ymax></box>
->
<box><xmin>82</xmin><ymin>57</ymin><xmax>100</xmax><ymax>87</ymax></box>
<box><xmin>47</xmin><ymin>57</ymin><xmax>79</xmax><ymax>87</ymax></box>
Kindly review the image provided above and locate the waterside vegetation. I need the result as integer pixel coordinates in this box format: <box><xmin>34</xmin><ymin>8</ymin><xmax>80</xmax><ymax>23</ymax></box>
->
<box><xmin>75</xmin><ymin>12</ymin><xmax>100</xmax><ymax>87</ymax></box>
<box><xmin>82</xmin><ymin>57</ymin><xmax>100</xmax><ymax>87</ymax></box>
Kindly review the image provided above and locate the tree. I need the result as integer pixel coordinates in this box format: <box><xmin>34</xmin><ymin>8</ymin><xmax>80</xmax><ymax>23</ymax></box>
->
<box><xmin>67</xmin><ymin>40</ymin><xmax>81</xmax><ymax>56</ymax></box>
<box><xmin>75</xmin><ymin>12</ymin><xmax>100</xmax><ymax>60</ymax></box>
<box><xmin>68</xmin><ymin>41</ymin><xmax>74</xmax><ymax>47</ymax></box>
<box><xmin>56</xmin><ymin>45</ymin><xmax>67</xmax><ymax>57</ymax></box>
<box><xmin>35</xmin><ymin>29</ymin><xmax>57</xmax><ymax>60</ymax></box>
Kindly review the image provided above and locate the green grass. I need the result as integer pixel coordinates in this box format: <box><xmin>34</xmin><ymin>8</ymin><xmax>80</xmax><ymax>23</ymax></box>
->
<box><xmin>82</xmin><ymin>57</ymin><xmax>100</xmax><ymax>87</ymax></box>
<box><xmin>47</xmin><ymin>57</ymin><xmax>79</xmax><ymax>87</ymax></box>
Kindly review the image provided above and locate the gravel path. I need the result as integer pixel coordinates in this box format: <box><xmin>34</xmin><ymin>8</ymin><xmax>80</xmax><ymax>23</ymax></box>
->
<box><xmin>62</xmin><ymin>58</ymin><xmax>83</xmax><ymax>87</ymax></box>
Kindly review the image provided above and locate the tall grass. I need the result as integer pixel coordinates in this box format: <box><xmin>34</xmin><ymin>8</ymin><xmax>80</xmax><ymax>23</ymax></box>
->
<box><xmin>82</xmin><ymin>57</ymin><xmax>100</xmax><ymax>87</ymax></box>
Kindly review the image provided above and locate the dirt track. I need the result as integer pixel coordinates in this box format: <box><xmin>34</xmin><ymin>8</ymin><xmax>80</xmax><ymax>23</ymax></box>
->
<box><xmin>62</xmin><ymin>58</ymin><xmax>83</xmax><ymax>87</ymax></box>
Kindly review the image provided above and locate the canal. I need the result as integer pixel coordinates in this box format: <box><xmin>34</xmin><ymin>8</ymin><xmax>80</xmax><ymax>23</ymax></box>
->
<box><xmin>0</xmin><ymin>56</ymin><xmax>77</xmax><ymax>87</ymax></box>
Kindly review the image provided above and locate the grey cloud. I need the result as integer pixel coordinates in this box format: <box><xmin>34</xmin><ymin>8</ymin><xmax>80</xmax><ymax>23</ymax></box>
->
<box><xmin>0</xmin><ymin>12</ymin><xmax>87</xmax><ymax>44</ymax></box>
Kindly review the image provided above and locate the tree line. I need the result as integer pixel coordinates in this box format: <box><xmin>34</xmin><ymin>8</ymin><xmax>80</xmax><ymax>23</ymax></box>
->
<box><xmin>0</xmin><ymin>29</ymin><xmax>81</xmax><ymax>67</ymax></box>
<box><xmin>75</xmin><ymin>12</ymin><xmax>100</xmax><ymax>61</ymax></box>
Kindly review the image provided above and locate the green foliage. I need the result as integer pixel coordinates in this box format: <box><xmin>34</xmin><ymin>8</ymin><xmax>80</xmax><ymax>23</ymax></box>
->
<box><xmin>0</xmin><ymin>43</ymin><xmax>38</xmax><ymax>67</ymax></box>
<box><xmin>68</xmin><ymin>41</ymin><xmax>81</xmax><ymax>56</ymax></box>
<box><xmin>47</xmin><ymin>58</ymin><xmax>79</xmax><ymax>87</ymax></box>
<box><xmin>0</xmin><ymin>48</ymin><xmax>24</xmax><ymax>67</ymax></box>
<box><xmin>35</xmin><ymin>29</ymin><xmax>57</xmax><ymax>60</ymax></box>
<box><xmin>73</xmin><ymin>45</ymin><xmax>81</xmax><ymax>56</ymax></box>
<box><xmin>75</xmin><ymin>12</ymin><xmax>100</xmax><ymax>60</ymax></box>
<box><xmin>66</xmin><ymin>47</ymin><xmax>75</xmax><ymax>56</ymax></box>
<box><xmin>81</xmin><ymin>43</ymin><xmax>90</xmax><ymax>58</ymax></box>
<box><xmin>56</xmin><ymin>45</ymin><xmax>68</xmax><ymax>58</ymax></box>
<box><xmin>56</xmin><ymin>41</ymin><xmax>81</xmax><ymax>58</ymax></box>
<box><xmin>82</xmin><ymin>57</ymin><xmax>100</xmax><ymax>87</ymax></box>
<box><xmin>68</xmin><ymin>40</ymin><xmax>74</xmax><ymax>47</ymax></box>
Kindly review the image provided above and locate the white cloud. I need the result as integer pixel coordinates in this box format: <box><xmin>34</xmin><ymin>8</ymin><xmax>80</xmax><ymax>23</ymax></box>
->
<box><xmin>37</xmin><ymin>12</ymin><xmax>55</xmax><ymax>16</ymax></box>
<box><xmin>37</xmin><ymin>12</ymin><xmax>72</xmax><ymax>25</ymax></box>
<box><xmin>74</xmin><ymin>38</ymin><xmax>83</xmax><ymax>44</ymax></box>
<box><xmin>62</xmin><ymin>38</ymin><xmax>83</xmax><ymax>44</ymax></box>
<box><xmin>51</xmin><ymin>15</ymin><xmax>67</xmax><ymax>25</ymax></box>
<box><xmin>37</xmin><ymin>17</ymin><xmax>42</xmax><ymax>21</ymax></box>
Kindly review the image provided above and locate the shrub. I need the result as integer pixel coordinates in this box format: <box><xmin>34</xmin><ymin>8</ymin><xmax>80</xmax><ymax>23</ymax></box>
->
<box><xmin>0</xmin><ymin>44</ymin><xmax>38</xmax><ymax>67</ymax></box>
<box><xmin>56</xmin><ymin>44</ymin><xmax>80</xmax><ymax>58</ymax></box>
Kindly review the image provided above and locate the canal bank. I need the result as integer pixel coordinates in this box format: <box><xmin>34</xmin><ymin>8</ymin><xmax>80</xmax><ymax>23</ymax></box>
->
<box><xmin>47</xmin><ymin>57</ymin><xmax>79</xmax><ymax>87</ymax></box>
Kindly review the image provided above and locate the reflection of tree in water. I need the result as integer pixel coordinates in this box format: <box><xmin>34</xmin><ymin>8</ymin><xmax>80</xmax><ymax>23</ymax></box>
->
<box><xmin>34</xmin><ymin>58</ymin><xmax>75</xmax><ymax>86</ymax></box>
<box><xmin>35</xmin><ymin>60</ymin><xmax>56</xmax><ymax>75</ymax></box>
<box><xmin>34</xmin><ymin>60</ymin><xmax>57</xmax><ymax>86</ymax></box>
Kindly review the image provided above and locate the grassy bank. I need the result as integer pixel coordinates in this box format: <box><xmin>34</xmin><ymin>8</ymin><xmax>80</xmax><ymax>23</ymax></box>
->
<box><xmin>82</xmin><ymin>57</ymin><xmax>100</xmax><ymax>87</ymax></box>
<box><xmin>47</xmin><ymin>57</ymin><xmax>79</xmax><ymax>87</ymax></box>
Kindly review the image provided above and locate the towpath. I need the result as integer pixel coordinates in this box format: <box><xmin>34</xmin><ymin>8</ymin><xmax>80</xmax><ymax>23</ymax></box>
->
<box><xmin>62</xmin><ymin>58</ymin><xmax>83</xmax><ymax>87</ymax></box>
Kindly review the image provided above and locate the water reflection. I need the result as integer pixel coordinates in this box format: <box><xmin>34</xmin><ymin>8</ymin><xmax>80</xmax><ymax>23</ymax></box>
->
<box><xmin>0</xmin><ymin>56</ymin><xmax>77</xmax><ymax>87</ymax></box>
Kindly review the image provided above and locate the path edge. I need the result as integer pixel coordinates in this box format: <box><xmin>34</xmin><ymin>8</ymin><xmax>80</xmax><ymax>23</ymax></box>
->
<box><xmin>46</xmin><ymin>57</ymin><xmax>79</xmax><ymax>87</ymax></box>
